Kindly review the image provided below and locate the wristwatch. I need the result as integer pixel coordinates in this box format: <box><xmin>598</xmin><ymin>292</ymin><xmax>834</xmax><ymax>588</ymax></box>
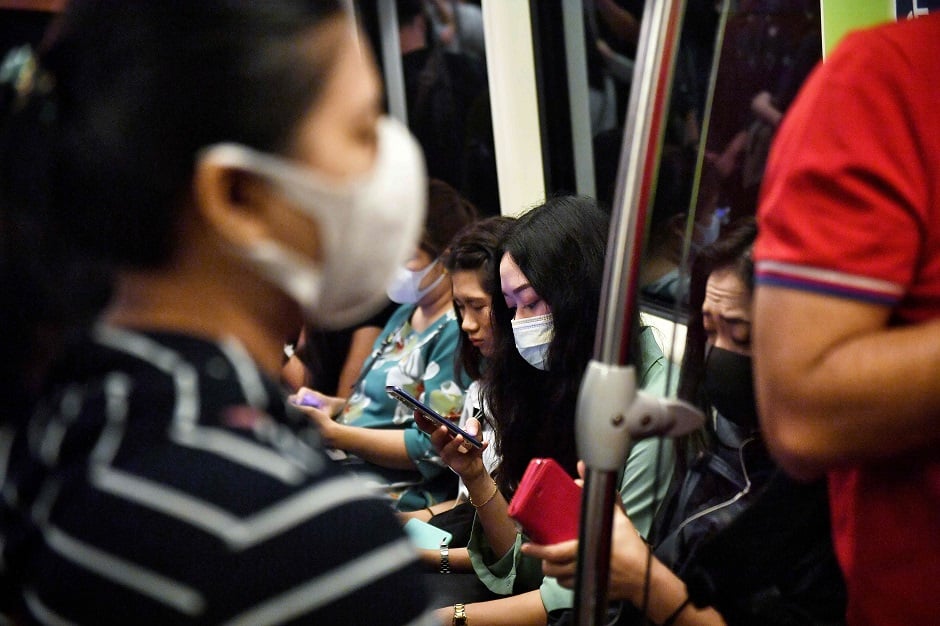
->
<box><xmin>452</xmin><ymin>602</ymin><xmax>467</xmax><ymax>625</ymax></box>
<box><xmin>440</xmin><ymin>540</ymin><xmax>450</xmax><ymax>574</ymax></box>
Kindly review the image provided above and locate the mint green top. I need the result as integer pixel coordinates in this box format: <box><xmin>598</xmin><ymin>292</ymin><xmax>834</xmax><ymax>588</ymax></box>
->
<box><xmin>467</xmin><ymin>326</ymin><xmax>676</xmax><ymax>611</ymax></box>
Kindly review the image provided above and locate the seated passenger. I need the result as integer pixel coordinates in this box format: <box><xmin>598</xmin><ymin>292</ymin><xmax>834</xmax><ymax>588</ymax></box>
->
<box><xmin>293</xmin><ymin>179</ymin><xmax>477</xmax><ymax>511</ymax></box>
<box><xmin>526</xmin><ymin>219</ymin><xmax>846</xmax><ymax>625</ymax></box>
<box><xmin>400</xmin><ymin>216</ymin><xmax>515</xmax><ymax>534</ymax></box>
<box><xmin>427</xmin><ymin>197</ymin><xmax>675</xmax><ymax>625</ymax></box>
<box><xmin>0</xmin><ymin>1</ymin><xmax>436</xmax><ymax>623</ymax></box>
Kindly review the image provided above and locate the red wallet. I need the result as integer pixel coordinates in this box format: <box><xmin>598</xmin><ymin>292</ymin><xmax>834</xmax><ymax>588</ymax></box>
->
<box><xmin>507</xmin><ymin>457</ymin><xmax>582</xmax><ymax>544</ymax></box>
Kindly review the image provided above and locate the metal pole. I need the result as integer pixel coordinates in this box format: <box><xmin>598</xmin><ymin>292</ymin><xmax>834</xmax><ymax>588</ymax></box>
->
<box><xmin>573</xmin><ymin>1</ymin><xmax>687</xmax><ymax>624</ymax></box>
<box><xmin>376</xmin><ymin>0</ymin><xmax>408</xmax><ymax>124</ymax></box>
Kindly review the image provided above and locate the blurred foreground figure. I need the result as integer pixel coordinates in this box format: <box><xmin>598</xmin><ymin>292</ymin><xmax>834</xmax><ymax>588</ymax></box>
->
<box><xmin>0</xmin><ymin>1</ymin><xmax>438</xmax><ymax>624</ymax></box>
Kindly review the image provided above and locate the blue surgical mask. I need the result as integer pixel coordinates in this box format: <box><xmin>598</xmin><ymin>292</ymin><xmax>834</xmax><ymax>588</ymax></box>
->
<box><xmin>386</xmin><ymin>258</ymin><xmax>445</xmax><ymax>304</ymax></box>
<box><xmin>511</xmin><ymin>313</ymin><xmax>553</xmax><ymax>370</ymax></box>
<box><xmin>693</xmin><ymin>206</ymin><xmax>730</xmax><ymax>252</ymax></box>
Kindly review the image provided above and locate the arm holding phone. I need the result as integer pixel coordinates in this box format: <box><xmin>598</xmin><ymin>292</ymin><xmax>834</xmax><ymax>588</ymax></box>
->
<box><xmin>292</xmin><ymin>386</ymin><xmax>417</xmax><ymax>470</ymax></box>
<box><xmin>430</xmin><ymin>418</ymin><xmax>520</xmax><ymax>559</ymax></box>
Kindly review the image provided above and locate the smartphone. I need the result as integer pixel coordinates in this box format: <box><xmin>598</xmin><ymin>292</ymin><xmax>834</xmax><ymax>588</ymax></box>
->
<box><xmin>507</xmin><ymin>458</ymin><xmax>582</xmax><ymax>544</ymax></box>
<box><xmin>385</xmin><ymin>385</ymin><xmax>484</xmax><ymax>449</ymax></box>
<box><xmin>296</xmin><ymin>392</ymin><xmax>325</xmax><ymax>408</ymax></box>
<box><xmin>403</xmin><ymin>518</ymin><xmax>453</xmax><ymax>549</ymax></box>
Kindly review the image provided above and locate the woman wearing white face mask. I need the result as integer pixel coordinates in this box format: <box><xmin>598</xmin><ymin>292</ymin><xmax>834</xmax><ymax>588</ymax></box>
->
<box><xmin>428</xmin><ymin>197</ymin><xmax>675</xmax><ymax>626</ymax></box>
<box><xmin>0</xmin><ymin>2</ymin><xmax>438</xmax><ymax>623</ymax></box>
<box><xmin>293</xmin><ymin>179</ymin><xmax>477</xmax><ymax>511</ymax></box>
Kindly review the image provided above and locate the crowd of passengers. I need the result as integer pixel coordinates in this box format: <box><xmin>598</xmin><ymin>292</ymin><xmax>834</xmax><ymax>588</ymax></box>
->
<box><xmin>1</xmin><ymin>1</ymin><xmax>937</xmax><ymax>625</ymax></box>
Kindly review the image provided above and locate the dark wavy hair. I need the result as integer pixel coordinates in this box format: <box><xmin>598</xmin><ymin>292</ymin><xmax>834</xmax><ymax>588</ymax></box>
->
<box><xmin>442</xmin><ymin>215</ymin><xmax>515</xmax><ymax>382</ymax></box>
<box><xmin>484</xmin><ymin>196</ymin><xmax>611</xmax><ymax>495</ymax></box>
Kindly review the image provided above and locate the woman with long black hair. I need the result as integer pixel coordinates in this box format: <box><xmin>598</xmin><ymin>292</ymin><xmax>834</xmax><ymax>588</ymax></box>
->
<box><xmin>429</xmin><ymin>196</ymin><xmax>674</xmax><ymax>625</ymax></box>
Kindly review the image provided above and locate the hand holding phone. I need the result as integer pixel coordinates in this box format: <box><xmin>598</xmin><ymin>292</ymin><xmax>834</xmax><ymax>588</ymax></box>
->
<box><xmin>296</xmin><ymin>392</ymin><xmax>324</xmax><ymax>408</ymax></box>
<box><xmin>386</xmin><ymin>385</ymin><xmax>484</xmax><ymax>449</ymax></box>
<box><xmin>507</xmin><ymin>458</ymin><xmax>582</xmax><ymax>544</ymax></box>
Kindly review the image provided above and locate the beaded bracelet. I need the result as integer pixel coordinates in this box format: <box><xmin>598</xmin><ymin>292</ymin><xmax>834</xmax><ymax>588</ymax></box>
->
<box><xmin>469</xmin><ymin>479</ymin><xmax>499</xmax><ymax>509</ymax></box>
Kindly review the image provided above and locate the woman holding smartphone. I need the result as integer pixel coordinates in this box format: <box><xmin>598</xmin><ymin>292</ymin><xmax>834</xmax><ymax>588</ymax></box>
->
<box><xmin>291</xmin><ymin>179</ymin><xmax>477</xmax><ymax>512</ymax></box>
<box><xmin>428</xmin><ymin>196</ymin><xmax>675</xmax><ymax>625</ymax></box>
<box><xmin>396</xmin><ymin>216</ymin><xmax>516</xmax><ymax>604</ymax></box>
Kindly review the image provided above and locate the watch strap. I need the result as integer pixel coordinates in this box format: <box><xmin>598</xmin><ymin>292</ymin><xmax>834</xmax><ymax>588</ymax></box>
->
<box><xmin>440</xmin><ymin>540</ymin><xmax>450</xmax><ymax>574</ymax></box>
<box><xmin>452</xmin><ymin>602</ymin><xmax>467</xmax><ymax>625</ymax></box>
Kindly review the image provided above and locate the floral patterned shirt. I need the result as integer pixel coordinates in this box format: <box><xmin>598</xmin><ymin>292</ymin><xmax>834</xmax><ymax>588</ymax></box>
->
<box><xmin>339</xmin><ymin>304</ymin><xmax>468</xmax><ymax>510</ymax></box>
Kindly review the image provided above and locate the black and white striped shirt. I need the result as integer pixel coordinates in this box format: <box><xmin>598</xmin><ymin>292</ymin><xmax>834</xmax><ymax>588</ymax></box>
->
<box><xmin>0</xmin><ymin>324</ymin><xmax>435</xmax><ymax>625</ymax></box>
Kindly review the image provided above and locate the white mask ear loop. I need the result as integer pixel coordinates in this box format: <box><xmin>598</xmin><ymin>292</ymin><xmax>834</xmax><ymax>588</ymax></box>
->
<box><xmin>417</xmin><ymin>261</ymin><xmax>447</xmax><ymax>298</ymax></box>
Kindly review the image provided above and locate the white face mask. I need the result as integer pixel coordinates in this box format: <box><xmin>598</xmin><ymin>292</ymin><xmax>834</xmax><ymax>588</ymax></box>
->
<box><xmin>386</xmin><ymin>258</ymin><xmax>445</xmax><ymax>304</ymax></box>
<box><xmin>511</xmin><ymin>313</ymin><xmax>554</xmax><ymax>371</ymax></box>
<box><xmin>199</xmin><ymin>116</ymin><xmax>427</xmax><ymax>329</ymax></box>
<box><xmin>693</xmin><ymin>206</ymin><xmax>729</xmax><ymax>251</ymax></box>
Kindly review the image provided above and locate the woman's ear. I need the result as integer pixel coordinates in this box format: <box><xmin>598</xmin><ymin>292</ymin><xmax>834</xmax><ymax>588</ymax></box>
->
<box><xmin>192</xmin><ymin>156</ymin><xmax>272</xmax><ymax>249</ymax></box>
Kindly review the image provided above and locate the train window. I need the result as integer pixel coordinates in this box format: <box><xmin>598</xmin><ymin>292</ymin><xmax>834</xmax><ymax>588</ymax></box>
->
<box><xmin>359</xmin><ymin>1</ymin><xmax>823</xmax><ymax>379</ymax></box>
<box><xmin>523</xmin><ymin>0</ymin><xmax>823</xmax><ymax>385</ymax></box>
<box><xmin>633</xmin><ymin>0</ymin><xmax>822</xmax><ymax>324</ymax></box>
<box><xmin>357</xmin><ymin>0</ymin><xmax>500</xmax><ymax>216</ymax></box>
<box><xmin>527</xmin><ymin>0</ymin><xmax>724</xmax><ymax>380</ymax></box>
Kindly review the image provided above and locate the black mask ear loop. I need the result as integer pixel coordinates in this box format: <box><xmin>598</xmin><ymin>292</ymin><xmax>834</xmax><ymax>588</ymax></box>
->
<box><xmin>703</xmin><ymin>343</ymin><xmax>719</xmax><ymax>432</ymax></box>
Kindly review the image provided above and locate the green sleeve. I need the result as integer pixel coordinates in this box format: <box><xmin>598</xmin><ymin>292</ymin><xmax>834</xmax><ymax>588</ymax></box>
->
<box><xmin>467</xmin><ymin>514</ymin><xmax>545</xmax><ymax>596</ymax></box>
<box><xmin>542</xmin><ymin>326</ymin><xmax>676</xmax><ymax>613</ymax></box>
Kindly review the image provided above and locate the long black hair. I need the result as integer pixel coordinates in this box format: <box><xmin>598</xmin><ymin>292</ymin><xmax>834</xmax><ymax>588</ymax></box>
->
<box><xmin>484</xmin><ymin>196</ymin><xmax>610</xmax><ymax>495</ymax></box>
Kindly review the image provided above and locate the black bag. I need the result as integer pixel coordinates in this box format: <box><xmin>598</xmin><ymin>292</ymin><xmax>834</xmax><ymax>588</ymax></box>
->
<box><xmin>428</xmin><ymin>500</ymin><xmax>476</xmax><ymax>548</ymax></box>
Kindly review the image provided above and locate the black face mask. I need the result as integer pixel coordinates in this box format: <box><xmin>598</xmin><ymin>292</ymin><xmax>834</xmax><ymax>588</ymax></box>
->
<box><xmin>703</xmin><ymin>346</ymin><xmax>759</xmax><ymax>431</ymax></box>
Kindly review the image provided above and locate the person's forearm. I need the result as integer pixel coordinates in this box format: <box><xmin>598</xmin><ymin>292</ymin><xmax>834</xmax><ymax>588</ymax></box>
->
<box><xmin>329</xmin><ymin>425</ymin><xmax>416</xmax><ymax>470</ymax></box>
<box><xmin>335</xmin><ymin>326</ymin><xmax>381</xmax><ymax>398</ymax></box>
<box><xmin>755</xmin><ymin>289</ymin><xmax>940</xmax><ymax>478</ymax></box>
<box><xmin>464</xmin><ymin>472</ymin><xmax>517</xmax><ymax>557</ymax></box>
<box><xmin>627</xmin><ymin>558</ymin><xmax>724</xmax><ymax>626</ymax></box>
<box><xmin>447</xmin><ymin>546</ymin><xmax>473</xmax><ymax>572</ymax></box>
<box><xmin>435</xmin><ymin>590</ymin><xmax>547</xmax><ymax>626</ymax></box>
<box><xmin>419</xmin><ymin>546</ymin><xmax>473</xmax><ymax>572</ymax></box>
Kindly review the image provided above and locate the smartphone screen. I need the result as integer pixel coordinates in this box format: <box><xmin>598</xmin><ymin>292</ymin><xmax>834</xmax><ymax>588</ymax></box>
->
<box><xmin>385</xmin><ymin>385</ymin><xmax>484</xmax><ymax>449</ymax></box>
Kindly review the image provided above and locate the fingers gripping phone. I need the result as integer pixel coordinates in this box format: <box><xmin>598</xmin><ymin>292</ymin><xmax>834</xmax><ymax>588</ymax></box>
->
<box><xmin>385</xmin><ymin>385</ymin><xmax>484</xmax><ymax>449</ymax></box>
<box><xmin>507</xmin><ymin>458</ymin><xmax>582</xmax><ymax>544</ymax></box>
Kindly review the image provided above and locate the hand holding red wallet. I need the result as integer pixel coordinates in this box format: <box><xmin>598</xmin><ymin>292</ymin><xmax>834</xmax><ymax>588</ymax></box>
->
<box><xmin>522</xmin><ymin>483</ymin><xmax>651</xmax><ymax>601</ymax></box>
<box><xmin>507</xmin><ymin>458</ymin><xmax>582</xmax><ymax>545</ymax></box>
